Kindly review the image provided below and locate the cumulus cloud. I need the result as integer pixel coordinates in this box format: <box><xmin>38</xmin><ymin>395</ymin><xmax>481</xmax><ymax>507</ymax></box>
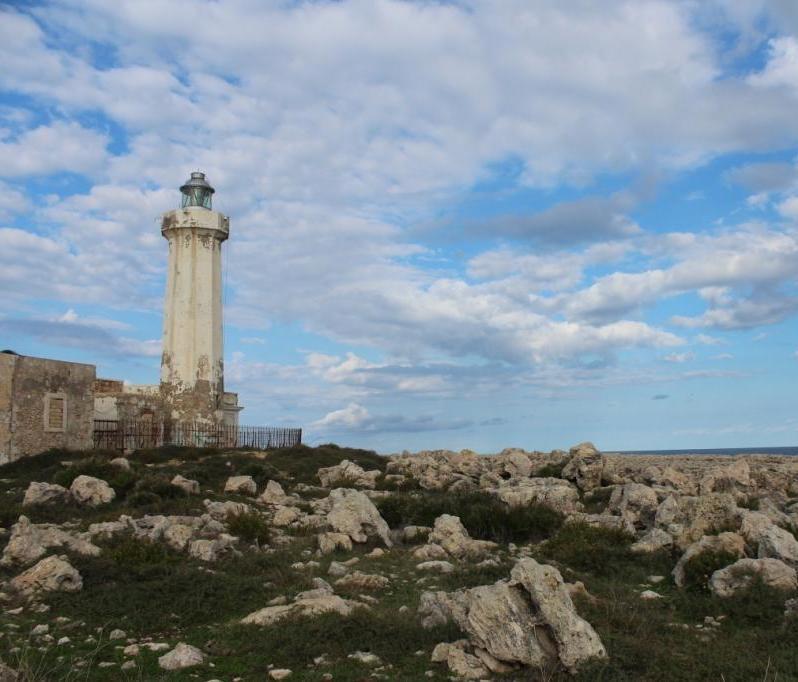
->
<box><xmin>311</xmin><ymin>402</ymin><xmax>472</xmax><ymax>435</ymax></box>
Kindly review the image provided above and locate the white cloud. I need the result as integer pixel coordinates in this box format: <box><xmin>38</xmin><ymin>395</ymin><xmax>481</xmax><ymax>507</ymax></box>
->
<box><xmin>0</xmin><ymin>122</ymin><xmax>109</xmax><ymax>178</ymax></box>
<box><xmin>664</xmin><ymin>352</ymin><xmax>695</xmax><ymax>363</ymax></box>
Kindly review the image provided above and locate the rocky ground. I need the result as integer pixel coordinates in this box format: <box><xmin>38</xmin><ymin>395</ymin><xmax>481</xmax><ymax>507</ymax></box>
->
<box><xmin>0</xmin><ymin>442</ymin><xmax>795</xmax><ymax>680</ymax></box>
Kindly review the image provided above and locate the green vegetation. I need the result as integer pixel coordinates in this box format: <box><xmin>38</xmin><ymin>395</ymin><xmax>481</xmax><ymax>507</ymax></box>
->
<box><xmin>376</xmin><ymin>490</ymin><xmax>564</xmax><ymax>544</ymax></box>
<box><xmin>680</xmin><ymin>549</ymin><xmax>741</xmax><ymax>591</ymax></box>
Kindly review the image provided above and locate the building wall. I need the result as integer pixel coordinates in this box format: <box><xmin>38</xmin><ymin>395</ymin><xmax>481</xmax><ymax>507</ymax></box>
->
<box><xmin>0</xmin><ymin>354</ymin><xmax>96</xmax><ymax>464</ymax></box>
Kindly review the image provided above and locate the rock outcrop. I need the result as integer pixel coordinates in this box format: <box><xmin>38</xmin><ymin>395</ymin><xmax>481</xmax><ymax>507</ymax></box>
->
<box><xmin>324</xmin><ymin>488</ymin><xmax>392</xmax><ymax>547</ymax></box>
<box><xmin>11</xmin><ymin>555</ymin><xmax>82</xmax><ymax>596</ymax></box>
<box><xmin>420</xmin><ymin>558</ymin><xmax>605</xmax><ymax>675</ymax></box>
<box><xmin>317</xmin><ymin>460</ymin><xmax>381</xmax><ymax>489</ymax></box>
<box><xmin>70</xmin><ymin>475</ymin><xmax>115</xmax><ymax>507</ymax></box>
<box><xmin>709</xmin><ymin>558</ymin><xmax>798</xmax><ymax>597</ymax></box>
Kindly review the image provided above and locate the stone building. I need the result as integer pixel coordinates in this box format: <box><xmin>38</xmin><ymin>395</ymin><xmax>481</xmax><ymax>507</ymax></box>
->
<box><xmin>0</xmin><ymin>352</ymin><xmax>95</xmax><ymax>464</ymax></box>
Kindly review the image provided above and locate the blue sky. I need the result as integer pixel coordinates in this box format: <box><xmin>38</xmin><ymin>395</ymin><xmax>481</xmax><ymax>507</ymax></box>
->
<box><xmin>2</xmin><ymin>0</ymin><xmax>798</xmax><ymax>453</ymax></box>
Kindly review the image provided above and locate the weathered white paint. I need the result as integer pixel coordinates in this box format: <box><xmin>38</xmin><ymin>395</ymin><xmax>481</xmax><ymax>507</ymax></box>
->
<box><xmin>160</xmin><ymin>206</ymin><xmax>229</xmax><ymax>421</ymax></box>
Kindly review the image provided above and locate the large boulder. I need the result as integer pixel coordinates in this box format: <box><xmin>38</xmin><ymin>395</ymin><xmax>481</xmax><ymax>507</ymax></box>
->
<box><xmin>10</xmin><ymin>555</ymin><xmax>82</xmax><ymax>597</ymax></box>
<box><xmin>710</xmin><ymin>558</ymin><xmax>798</xmax><ymax>597</ymax></box>
<box><xmin>656</xmin><ymin>493</ymin><xmax>740</xmax><ymax>549</ymax></box>
<box><xmin>561</xmin><ymin>442</ymin><xmax>604</xmax><ymax>492</ymax></box>
<box><xmin>22</xmin><ymin>482</ymin><xmax>70</xmax><ymax>507</ymax></box>
<box><xmin>420</xmin><ymin>558</ymin><xmax>605</xmax><ymax>675</ymax></box>
<box><xmin>258</xmin><ymin>480</ymin><xmax>295</xmax><ymax>506</ymax></box>
<box><xmin>758</xmin><ymin>525</ymin><xmax>798</xmax><ymax>565</ymax></box>
<box><xmin>427</xmin><ymin>514</ymin><xmax>496</xmax><ymax>560</ymax></box>
<box><xmin>607</xmin><ymin>483</ymin><xmax>659</xmax><ymax>529</ymax></box>
<box><xmin>496</xmin><ymin>478</ymin><xmax>582</xmax><ymax>515</ymax></box>
<box><xmin>699</xmin><ymin>460</ymin><xmax>750</xmax><ymax>499</ymax></box>
<box><xmin>509</xmin><ymin>558</ymin><xmax>607</xmax><ymax>672</ymax></box>
<box><xmin>318</xmin><ymin>460</ymin><xmax>381</xmax><ymax>489</ymax></box>
<box><xmin>70</xmin><ymin>475</ymin><xmax>115</xmax><ymax>507</ymax></box>
<box><xmin>325</xmin><ymin>488</ymin><xmax>392</xmax><ymax>547</ymax></box>
<box><xmin>1</xmin><ymin>516</ymin><xmax>100</xmax><ymax>567</ymax></box>
<box><xmin>672</xmin><ymin>532</ymin><xmax>746</xmax><ymax>587</ymax></box>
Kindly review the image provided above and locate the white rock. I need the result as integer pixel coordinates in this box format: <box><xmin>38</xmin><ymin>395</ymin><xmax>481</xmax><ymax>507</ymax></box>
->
<box><xmin>70</xmin><ymin>476</ymin><xmax>115</xmax><ymax>507</ymax></box>
<box><xmin>1</xmin><ymin>516</ymin><xmax>100</xmax><ymax>567</ymax></box>
<box><xmin>269</xmin><ymin>670</ymin><xmax>292</xmax><ymax>680</ymax></box>
<box><xmin>640</xmin><ymin>590</ymin><xmax>663</xmax><ymax>600</ymax></box>
<box><xmin>427</xmin><ymin>514</ymin><xmax>496</xmax><ymax>560</ymax></box>
<box><xmin>109</xmin><ymin>457</ymin><xmax>131</xmax><ymax>471</ymax></box>
<box><xmin>318</xmin><ymin>460</ymin><xmax>381</xmax><ymax>489</ymax></box>
<box><xmin>416</xmin><ymin>561</ymin><xmax>455</xmax><ymax>573</ymax></box>
<box><xmin>22</xmin><ymin>482</ymin><xmax>70</xmax><ymax>507</ymax></box>
<box><xmin>758</xmin><ymin>525</ymin><xmax>798</xmax><ymax>565</ymax></box>
<box><xmin>326</xmin><ymin>489</ymin><xmax>392</xmax><ymax>547</ymax></box>
<box><xmin>171</xmin><ymin>475</ymin><xmax>200</xmax><ymax>495</ymax></box>
<box><xmin>158</xmin><ymin>642</ymin><xmax>205</xmax><ymax>671</ymax></box>
<box><xmin>224</xmin><ymin>476</ymin><xmax>257</xmax><ymax>496</ymax></box>
<box><xmin>10</xmin><ymin>555</ymin><xmax>82</xmax><ymax>597</ymax></box>
<box><xmin>710</xmin><ymin>558</ymin><xmax>798</xmax><ymax>597</ymax></box>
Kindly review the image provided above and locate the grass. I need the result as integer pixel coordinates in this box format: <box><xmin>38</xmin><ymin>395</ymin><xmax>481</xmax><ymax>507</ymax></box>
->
<box><xmin>680</xmin><ymin>549</ymin><xmax>742</xmax><ymax>591</ymax></box>
<box><xmin>376</xmin><ymin>490</ymin><xmax>563</xmax><ymax>544</ymax></box>
<box><xmin>225</xmin><ymin>510</ymin><xmax>271</xmax><ymax>544</ymax></box>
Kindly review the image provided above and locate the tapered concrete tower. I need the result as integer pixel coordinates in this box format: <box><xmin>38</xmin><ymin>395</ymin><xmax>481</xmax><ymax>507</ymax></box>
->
<box><xmin>160</xmin><ymin>172</ymin><xmax>229</xmax><ymax>423</ymax></box>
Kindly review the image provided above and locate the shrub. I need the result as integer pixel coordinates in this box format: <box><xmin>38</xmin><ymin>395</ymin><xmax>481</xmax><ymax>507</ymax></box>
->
<box><xmin>541</xmin><ymin>522</ymin><xmax>635</xmax><ymax>575</ymax></box>
<box><xmin>52</xmin><ymin>457</ymin><xmax>137</xmax><ymax>496</ymax></box>
<box><xmin>681</xmin><ymin>549</ymin><xmax>740</xmax><ymax>591</ymax></box>
<box><xmin>264</xmin><ymin>444</ymin><xmax>386</xmax><ymax>485</ymax></box>
<box><xmin>226</xmin><ymin>510</ymin><xmax>271</xmax><ymax>545</ymax></box>
<box><xmin>376</xmin><ymin>491</ymin><xmax>562</xmax><ymax>544</ymax></box>
<box><xmin>536</xmin><ymin>461</ymin><xmax>566</xmax><ymax>478</ymax></box>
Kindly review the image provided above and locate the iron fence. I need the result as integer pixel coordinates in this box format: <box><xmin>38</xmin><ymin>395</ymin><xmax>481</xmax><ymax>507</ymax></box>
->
<box><xmin>93</xmin><ymin>419</ymin><xmax>301</xmax><ymax>451</ymax></box>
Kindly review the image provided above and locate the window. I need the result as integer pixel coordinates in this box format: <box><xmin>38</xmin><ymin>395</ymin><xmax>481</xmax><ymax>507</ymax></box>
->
<box><xmin>44</xmin><ymin>393</ymin><xmax>67</xmax><ymax>432</ymax></box>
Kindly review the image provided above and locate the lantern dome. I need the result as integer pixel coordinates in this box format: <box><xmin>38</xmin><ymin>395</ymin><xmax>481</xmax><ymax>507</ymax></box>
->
<box><xmin>179</xmin><ymin>171</ymin><xmax>215</xmax><ymax>209</ymax></box>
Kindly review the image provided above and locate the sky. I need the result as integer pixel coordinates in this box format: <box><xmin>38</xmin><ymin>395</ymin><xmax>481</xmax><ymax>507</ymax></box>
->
<box><xmin>2</xmin><ymin>0</ymin><xmax>798</xmax><ymax>453</ymax></box>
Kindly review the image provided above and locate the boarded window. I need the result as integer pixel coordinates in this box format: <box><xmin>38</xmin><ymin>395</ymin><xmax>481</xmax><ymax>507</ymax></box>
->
<box><xmin>44</xmin><ymin>394</ymin><xmax>67</xmax><ymax>432</ymax></box>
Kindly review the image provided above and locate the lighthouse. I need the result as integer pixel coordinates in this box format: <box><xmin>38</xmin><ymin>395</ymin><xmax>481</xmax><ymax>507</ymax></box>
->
<box><xmin>159</xmin><ymin>172</ymin><xmax>238</xmax><ymax>424</ymax></box>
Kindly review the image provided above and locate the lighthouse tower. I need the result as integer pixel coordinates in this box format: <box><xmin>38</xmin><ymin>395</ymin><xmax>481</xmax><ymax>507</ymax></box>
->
<box><xmin>160</xmin><ymin>172</ymin><xmax>234</xmax><ymax>424</ymax></box>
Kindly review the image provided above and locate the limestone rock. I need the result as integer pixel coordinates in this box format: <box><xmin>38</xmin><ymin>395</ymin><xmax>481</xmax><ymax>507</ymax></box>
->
<box><xmin>258</xmin><ymin>480</ymin><xmax>294</xmax><ymax>506</ymax></box>
<box><xmin>561</xmin><ymin>442</ymin><xmax>604</xmax><ymax>491</ymax></box>
<box><xmin>11</xmin><ymin>555</ymin><xmax>82</xmax><ymax>597</ymax></box>
<box><xmin>710</xmin><ymin>558</ymin><xmax>798</xmax><ymax>597</ymax></box>
<box><xmin>109</xmin><ymin>457</ymin><xmax>131</xmax><ymax>471</ymax></box>
<box><xmin>22</xmin><ymin>482</ymin><xmax>69</xmax><ymax>507</ymax></box>
<box><xmin>334</xmin><ymin>571</ymin><xmax>389</xmax><ymax>591</ymax></box>
<box><xmin>272</xmin><ymin>506</ymin><xmax>300</xmax><ymax>527</ymax></box>
<box><xmin>187</xmin><ymin>534</ymin><xmax>238</xmax><ymax>562</ymax></box>
<box><xmin>607</xmin><ymin>483</ymin><xmax>659</xmax><ymax>529</ymax></box>
<box><xmin>420</xmin><ymin>558</ymin><xmax>606</xmax><ymax>674</ymax></box>
<box><xmin>325</xmin><ymin>488</ymin><xmax>392</xmax><ymax>547</ymax></box>
<box><xmin>203</xmin><ymin>499</ymin><xmax>251</xmax><ymax>521</ymax></box>
<box><xmin>417</xmin><ymin>560</ymin><xmax>455</xmax><ymax>573</ymax></box>
<box><xmin>497</xmin><ymin>449</ymin><xmax>533</xmax><ymax>479</ymax></box>
<box><xmin>171</xmin><ymin>475</ymin><xmax>200</xmax><ymax>495</ymax></box>
<box><xmin>317</xmin><ymin>460</ymin><xmax>381</xmax><ymax>489</ymax></box>
<box><xmin>2</xmin><ymin>516</ymin><xmax>100</xmax><ymax>567</ymax></box>
<box><xmin>224</xmin><ymin>475</ymin><xmax>257</xmax><ymax>496</ymax></box>
<box><xmin>631</xmin><ymin>528</ymin><xmax>673</xmax><ymax>554</ymax></box>
<box><xmin>241</xmin><ymin>594</ymin><xmax>359</xmax><ymax>626</ymax></box>
<box><xmin>699</xmin><ymin>460</ymin><xmax>750</xmax><ymax>498</ymax></box>
<box><xmin>433</xmin><ymin>640</ymin><xmax>492</xmax><ymax>679</ymax></box>
<box><xmin>158</xmin><ymin>642</ymin><xmax>205</xmax><ymax>671</ymax></box>
<box><xmin>758</xmin><ymin>525</ymin><xmax>798</xmax><ymax>565</ymax></box>
<box><xmin>413</xmin><ymin>543</ymin><xmax>449</xmax><ymax>561</ymax></box>
<box><xmin>427</xmin><ymin>514</ymin><xmax>496</xmax><ymax>560</ymax></box>
<box><xmin>317</xmin><ymin>532</ymin><xmax>353</xmax><ymax>555</ymax></box>
<box><xmin>509</xmin><ymin>558</ymin><xmax>607</xmax><ymax>672</ymax></box>
<box><xmin>672</xmin><ymin>532</ymin><xmax>746</xmax><ymax>587</ymax></box>
<box><xmin>496</xmin><ymin>478</ymin><xmax>582</xmax><ymax>514</ymax></box>
<box><xmin>70</xmin><ymin>475</ymin><xmax>115</xmax><ymax>507</ymax></box>
<box><xmin>567</xmin><ymin>513</ymin><xmax>635</xmax><ymax>536</ymax></box>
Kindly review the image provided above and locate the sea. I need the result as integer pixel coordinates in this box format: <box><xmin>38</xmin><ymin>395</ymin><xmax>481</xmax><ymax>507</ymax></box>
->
<box><xmin>608</xmin><ymin>446</ymin><xmax>798</xmax><ymax>457</ymax></box>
